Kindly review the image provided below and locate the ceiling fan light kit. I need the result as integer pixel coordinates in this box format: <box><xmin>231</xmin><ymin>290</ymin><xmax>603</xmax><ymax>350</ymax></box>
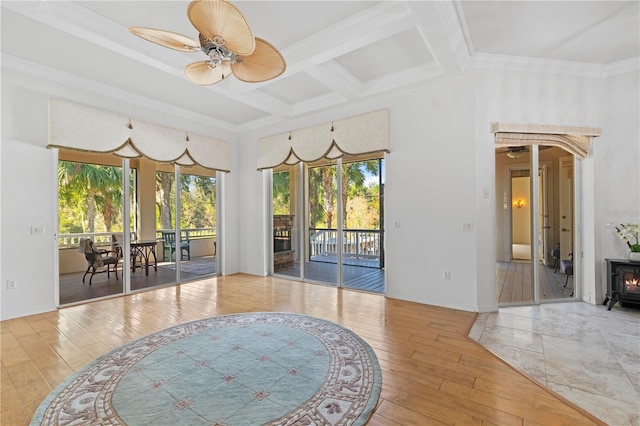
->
<box><xmin>128</xmin><ymin>0</ymin><xmax>285</xmax><ymax>86</ymax></box>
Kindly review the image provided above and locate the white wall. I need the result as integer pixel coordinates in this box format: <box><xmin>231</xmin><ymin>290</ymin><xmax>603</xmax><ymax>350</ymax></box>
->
<box><xmin>592</xmin><ymin>71</ymin><xmax>640</xmax><ymax>301</ymax></box>
<box><xmin>238</xmin><ymin>72</ymin><xmax>485</xmax><ymax>312</ymax></box>
<box><xmin>2</xmin><ymin>63</ymin><xmax>637</xmax><ymax>320</ymax></box>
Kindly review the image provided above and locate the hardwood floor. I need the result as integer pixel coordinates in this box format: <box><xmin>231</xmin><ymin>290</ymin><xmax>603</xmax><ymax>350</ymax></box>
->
<box><xmin>2</xmin><ymin>274</ymin><xmax>603</xmax><ymax>425</ymax></box>
<box><xmin>496</xmin><ymin>261</ymin><xmax>574</xmax><ymax>304</ymax></box>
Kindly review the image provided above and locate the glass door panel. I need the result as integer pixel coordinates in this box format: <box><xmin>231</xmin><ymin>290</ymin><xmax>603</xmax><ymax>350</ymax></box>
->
<box><xmin>273</xmin><ymin>166</ymin><xmax>301</xmax><ymax>279</ymax></box>
<box><xmin>538</xmin><ymin>146</ymin><xmax>576</xmax><ymax>300</ymax></box>
<box><xmin>341</xmin><ymin>159</ymin><xmax>385</xmax><ymax>293</ymax></box>
<box><xmin>510</xmin><ymin>167</ymin><xmax>535</xmax><ymax>304</ymax></box>
<box><xmin>305</xmin><ymin>163</ymin><xmax>338</xmax><ymax>285</ymax></box>
<box><xmin>151</xmin><ymin>169</ymin><xmax>178</xmax><ymax>289</ymax></box>
<box><xmin>178</xmin><ymin>171</ymin><xmax>218</xmax><ymax>280</ymax></box>
<box><xmin>58</xmin><ymin>155</ymin><xmax>126</xmax><ymax>304</ymax></box>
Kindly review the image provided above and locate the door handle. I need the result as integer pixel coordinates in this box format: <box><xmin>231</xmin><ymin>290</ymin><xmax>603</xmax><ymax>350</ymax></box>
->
<box><xmin>562</xmin><ymin>228</ymin><xmax>570</xmax><ymax>232</ymax></box>
<box><xmin>542</xmin><ymin>226</ymin><xmax>551</xmax><ymax>229</ymax></box>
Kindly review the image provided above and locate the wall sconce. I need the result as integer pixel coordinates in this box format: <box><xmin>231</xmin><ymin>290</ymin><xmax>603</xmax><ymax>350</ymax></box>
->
<box><xmin>513</xmin><ymin>199</ymin><xmax>526</xmax><ymax>208</ymax></box>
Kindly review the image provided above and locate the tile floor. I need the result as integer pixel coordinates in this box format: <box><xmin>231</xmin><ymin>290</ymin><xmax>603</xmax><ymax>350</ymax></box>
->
<box><xmin>469</xmin><ymin>302</ymin><xmax>640</xmax><ymax>426</ymax></box>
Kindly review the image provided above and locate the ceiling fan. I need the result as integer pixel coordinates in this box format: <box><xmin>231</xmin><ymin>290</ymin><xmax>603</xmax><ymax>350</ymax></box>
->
<box><xmin>497</xmin><ymin>146</ymin><xmax>528</xmax><ymax>159</ymax></box>
<box><xmin>496</xmin><ymin>146</ymin><xmax>551</xmax><ymax>159</ymax></box>
<box><xmin>128</xmin><ymin>0</ymin><xmax>286</xmax><ymax>86</ymax></box>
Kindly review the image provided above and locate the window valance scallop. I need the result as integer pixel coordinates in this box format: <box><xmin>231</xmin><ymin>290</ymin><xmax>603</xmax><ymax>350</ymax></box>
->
<box><xmin>48</xmin><ymin>99</ymin><xmax>230</xmax><ymax>172</ymax></box>
<box><xmin>492</xmin><ymin>122</ymin><xmax>602</xmax><ymax>159</ymax></box>
<box><xmin>257</xmin><ymin>109</ymin><xmax>390</xmax><ymax>170</ymax></box>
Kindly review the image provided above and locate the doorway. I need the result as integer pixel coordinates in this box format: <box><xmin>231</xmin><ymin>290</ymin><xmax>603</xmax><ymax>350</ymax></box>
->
<box><xmin>496</xmin><ymin>145</ymin><xmax>576</xmax><ymax>305</ymax></box>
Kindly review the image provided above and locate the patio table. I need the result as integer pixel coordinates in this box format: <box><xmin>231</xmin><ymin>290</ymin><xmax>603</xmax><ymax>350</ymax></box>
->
<box><xmin>131</xmin><ymin>240</ymin><xmax>158</xmax><ymax>276</ymax></box>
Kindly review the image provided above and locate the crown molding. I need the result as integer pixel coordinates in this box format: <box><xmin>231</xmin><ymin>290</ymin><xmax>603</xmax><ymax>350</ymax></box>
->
<box><xmin>436</xmin><ymin>0</ymin><xmax>474</xmax><ymax>71</ymax></box>
<box><xmin>473</xmin><ymin>53</ymin><xmax>606</xmax><ymax>78</ymax></box>
<box><xmin>602</xmin><ymin>57</ymin><xmax>640</xmax><ymax>77</ymax></box>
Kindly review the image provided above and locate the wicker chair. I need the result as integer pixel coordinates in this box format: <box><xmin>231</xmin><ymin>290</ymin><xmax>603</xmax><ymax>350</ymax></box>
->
<box><xmin>78</xmin><ymin>238</ymin><xmax>121</xmax><ymax>285</ymax></box>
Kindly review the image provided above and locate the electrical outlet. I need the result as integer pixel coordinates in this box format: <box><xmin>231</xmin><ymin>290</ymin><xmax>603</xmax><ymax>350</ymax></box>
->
<box><xmin>442</xmin><ymin>271</ymin><xmax>450</xmax><ymax>280</ymax></box>
<box><xmin>482</xmin><ymin>188</ymin><xmax>489</xmax><ymax>199</ymax></box>
<box><xmin>6</xmin><ymin>279</ymin><xmax>17</xmax><ymax>289</ymax></box>
<box><xmin>462</xmin><ymin>222</ymin><xmax>473</xmax><ymax>231</ymax></box>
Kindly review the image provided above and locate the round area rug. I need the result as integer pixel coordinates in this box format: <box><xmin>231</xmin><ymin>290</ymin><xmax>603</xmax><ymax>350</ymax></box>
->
<box><xmin>31</xmin><ymin>312</ymin><xmax>382</xmax><ymax>426</ymax></box>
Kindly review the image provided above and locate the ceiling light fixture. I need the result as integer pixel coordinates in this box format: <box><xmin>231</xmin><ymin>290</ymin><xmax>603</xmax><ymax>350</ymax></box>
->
<box><xmin>128</xmin><ymin>0</ymin><xmax>286</xmax><ymax>86</ymax></box>
<box><xmin>506</xmin><ymin>151</ymin><xmax>524</xmax><ymax>159</ymax></box>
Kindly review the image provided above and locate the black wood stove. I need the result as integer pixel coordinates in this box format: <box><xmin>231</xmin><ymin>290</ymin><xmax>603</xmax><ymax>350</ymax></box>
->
<box><xmin>604</xmin><ymin>258</ymin><xmax>640</xmax><ymax>310</ymax></box>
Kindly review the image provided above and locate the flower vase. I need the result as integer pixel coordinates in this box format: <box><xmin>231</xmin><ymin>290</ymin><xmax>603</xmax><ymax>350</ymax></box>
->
<box><xmin>630</xmin><ymin>252</ymin><xmax>640</xmax><ymax>262</ymax></box>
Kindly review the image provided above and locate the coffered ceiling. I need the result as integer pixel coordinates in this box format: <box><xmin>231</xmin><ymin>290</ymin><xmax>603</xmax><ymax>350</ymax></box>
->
<box><xmin>2</xmin><ymin>1</ymin><xmax>638</xmax><ymax>134</ymax></box>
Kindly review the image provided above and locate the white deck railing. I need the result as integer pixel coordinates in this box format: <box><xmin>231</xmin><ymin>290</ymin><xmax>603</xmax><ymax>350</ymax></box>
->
<box><xmin>59</xmin><ymin>228</ymin><xmax>216</xmax><ymax>249</ymax></box>
<box><xmin>309</xmin><ymin>228</ymin><xmax>381</xmax><ymax>267</ymax></box>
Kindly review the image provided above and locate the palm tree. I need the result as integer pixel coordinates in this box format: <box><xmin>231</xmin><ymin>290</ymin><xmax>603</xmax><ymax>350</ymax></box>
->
<box><xmin>58</xmin><ymin>162</ymin><xmax>121</xmax><ymax>233</ymax></box>
<box><xmin>95</xmin><ymin>166</ymin><xmax>124</xmax><ymax>231</ymax></box>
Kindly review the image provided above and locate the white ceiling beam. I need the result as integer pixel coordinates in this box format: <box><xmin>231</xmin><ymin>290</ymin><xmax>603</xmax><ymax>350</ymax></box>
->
<box><xmin>305</xmin><ymin>61</ymin><xmax>362</xmax><ymax>100</ymax></box>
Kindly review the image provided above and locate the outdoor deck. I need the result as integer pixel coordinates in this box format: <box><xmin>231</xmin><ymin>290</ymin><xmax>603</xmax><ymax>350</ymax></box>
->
<box><xmin>276</xmin><ymin>256</ymin><xmax>385</xmax><ymax>293</ymax></box>
<box><xmin>59</xmin><ymin>256</ymin><xmax>218</xmax><ymax>305</ymax></box>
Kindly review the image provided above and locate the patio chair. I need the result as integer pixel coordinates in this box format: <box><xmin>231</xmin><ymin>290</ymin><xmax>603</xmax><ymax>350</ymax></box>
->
<box><xmin>78</xmin><ymin>238</ymin><xmax>121</xmax><ymax>285</ymax></box>
<box><xmin>111</xmin><ymin>233</ymin><xmax>141</xmax><ymax>271</ymax></box>
<box><xmin>161</xmin><ymin>231</ymin><xmax>190</xmax><ymax>261</ymax></box>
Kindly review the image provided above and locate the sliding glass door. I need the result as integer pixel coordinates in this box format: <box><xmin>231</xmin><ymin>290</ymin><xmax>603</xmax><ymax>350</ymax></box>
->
<box><xmin>272</xmin><ymin>166</ymin><xmax>301</xmax><ymax>279</ymax></box>
<box><xmin>178</xmin><ymin>172</ymin><xmax>218</xmax><ymax>281</ymax></box>
<box><xmin>271</xmin><ymin>157</ymin><xmax>385</xmax><ymax>293</ymax></box>
<box><xmin>306</xmin><ymin>163</ymin><xmax>339</xmax><ymax>285</ymax></box>
<box><xmin>57</xmin><ymin>152</ymin><xmax>219</xmax><ymax>306</ymax></box>
<box><xmin>341</xmin><ymin>159</ymin><xmax>384</xmax><ymax>292</ymax></box>
<box><xmin>57</xmin><ymin>153</ymin><xmax>134</xmax><ymax>304</ymax></box>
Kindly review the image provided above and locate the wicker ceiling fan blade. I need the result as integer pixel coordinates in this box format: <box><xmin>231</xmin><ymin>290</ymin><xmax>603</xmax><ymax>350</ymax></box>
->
<box><xmin>128</xmin><ymin>27</ymin><xmax>200</xmax><ymax>52</ymax></box>
<box><xmin>184</xmin><ymin>61</ymin><xmax>232</xmax><ymax>86</ymax></box>
<box><xmin>231</xmin><ymin>38</ymin><xmax>286</xmax><ymax>83</ymax></box>
<box><xmin>187</xmin><ymin>0</ymin><xmax>255</xmax><ymax>56</ymax></box>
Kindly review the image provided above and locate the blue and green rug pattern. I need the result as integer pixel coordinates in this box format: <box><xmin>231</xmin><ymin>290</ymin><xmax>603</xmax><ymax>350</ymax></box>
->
<box><xmin>31</xmin><ymin>312</ymin><xmax>381</xmax><ymax>425</ymax></box>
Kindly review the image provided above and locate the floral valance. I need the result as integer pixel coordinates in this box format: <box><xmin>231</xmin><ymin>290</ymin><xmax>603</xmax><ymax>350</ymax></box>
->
<box><xmin>257</xmin><ymin>109</ymin><xmax>390</xmax><ymax>170</ymax></box>
<box><xmin>48</xmin><ymin>99</ymin><xmax>230</xmax><ymax>172</ymax></box>
<box><xmin>492</xmin><ymin>122</ymin><xmax>602</xmax><ymax>159</ymax></box>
